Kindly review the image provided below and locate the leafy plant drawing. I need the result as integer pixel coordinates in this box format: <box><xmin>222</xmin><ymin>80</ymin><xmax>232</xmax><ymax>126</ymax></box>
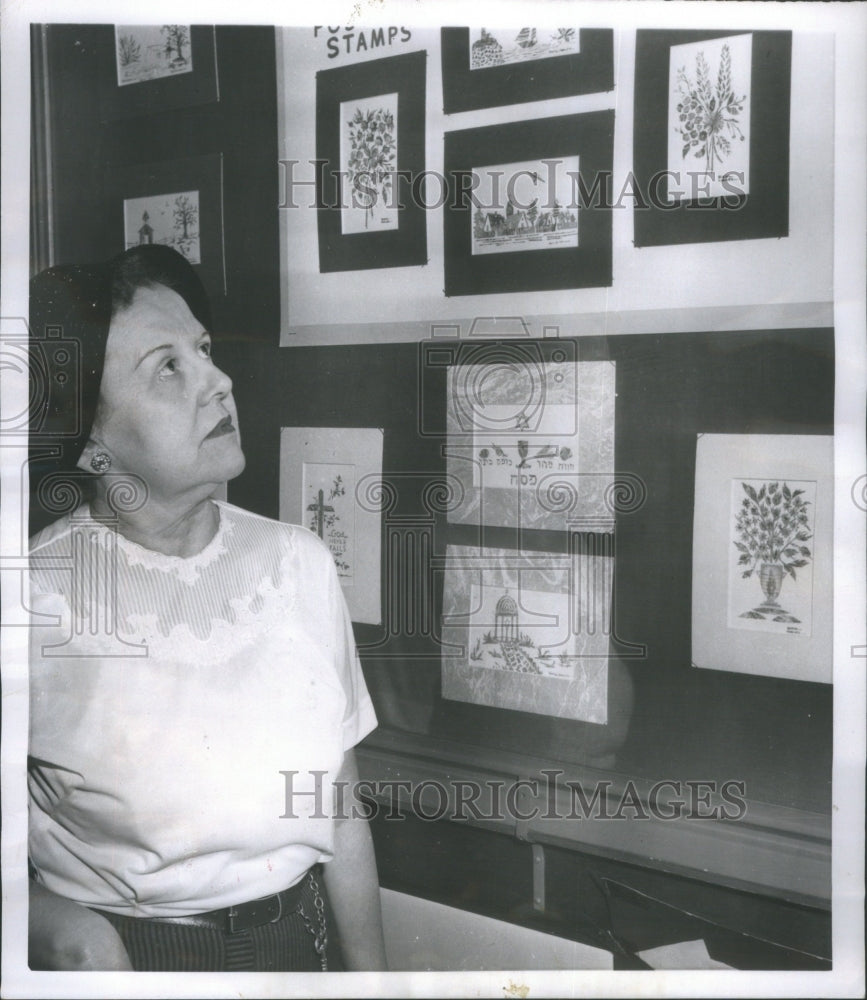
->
<box><xmin>346</xmin><ymin>106</ymin><xmax>396</xmax><ymax>229</ymax></box>
<box><xmin>733</xmin><ymin>481</ymin><xmax>813</xmax><ymax>582</ymax></box>
<box><xmin>674</xmin><ymin>42</ymin><xmax>746</xmax><ymax>174</ymax></box>
<box><xmin>117</xmin><ymin>34</ymin><xmax>141</xmax><ymax>67</ymax></box>
<box><xmin>328</xmin><ymin>475</ymin><xmax>346</xmax><ymax>501</ymax></box>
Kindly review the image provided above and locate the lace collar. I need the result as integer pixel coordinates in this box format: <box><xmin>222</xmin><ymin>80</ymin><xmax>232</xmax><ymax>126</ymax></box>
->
<box><xmin>78</xmin><ymin>501</ymin><xmax>233</xmax><ymax>586</ymax></box>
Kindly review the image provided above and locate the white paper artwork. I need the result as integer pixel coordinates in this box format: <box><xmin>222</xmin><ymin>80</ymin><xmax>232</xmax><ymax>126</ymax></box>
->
<box><xmin>692</xmin><ymin>434</ymin><xmax>832</xmax><ymax>683</ymax></box>
<box><xmin>123</xmin><ymin>190</ymin><xmax>201</xmax><ymax>263</ymax></box>
<box><xmin>279</xmin><ymin>427</ymin><xmax>383</xmax><ymax>625</ymax></box>
<box><xmin>667</xmin><ymin>33</ymin><xmax>752</xmax><ymax>202</ymax></box>
<box><xmin>442</xmin><ymin>544</ymin><xmax>611</xmax><ymax>723</ymax></box>
<box><xmin>115</xmin><ymin>26</ymin><xmax>194</xmax><ymax>87</ymax></box>
<box><xmin>472</xmin><ymin>157</ymin><xmax>579</xmax><ymax>256</ymax></box>
<box><xmin>339</xmin><ymin>92</ymin><xmax>398</xmax><ymax>235</ymax></box>
<box><xmin>469</xmin><ymin>28</ymin><xmax>581</xmax><ymax>70</ymax></box>
<box><xmin>447</xmin><ymin>358</ymin><xmax>616</xmax><ymax>532</ymax></box>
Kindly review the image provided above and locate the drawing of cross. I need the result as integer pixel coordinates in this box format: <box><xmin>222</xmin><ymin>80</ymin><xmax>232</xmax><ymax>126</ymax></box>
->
<box><xmin>307</xmin><ymin>489</ymin><xmax>334</xmax><ymax>539</ymax></box>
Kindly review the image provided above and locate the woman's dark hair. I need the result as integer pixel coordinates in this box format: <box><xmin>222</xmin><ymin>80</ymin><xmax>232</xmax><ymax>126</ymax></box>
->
<box><xmin>109</xmin><ymin>244</ymin><xmax>212</xmax><ymax>330</ymax></box>
<box><xmin>28</xmin><ymin>246</ymin><xmax>213</xmax><ymax>535</ymax></box>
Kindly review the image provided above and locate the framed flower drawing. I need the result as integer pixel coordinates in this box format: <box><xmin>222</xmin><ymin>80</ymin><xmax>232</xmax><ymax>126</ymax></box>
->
<box><xmin>691</xmin><ymin>433</ymin><xmax>832</xmax><ymax>683</ymax></box>
<box><xmin>315</xmin><ymin>50</ymin><xmax>427</xmax><ymax>273</ymax></box>
<box><xmin>633</xmin><ymin>30</ymin><xmax>791</xmax><ymax>246</ymax></box>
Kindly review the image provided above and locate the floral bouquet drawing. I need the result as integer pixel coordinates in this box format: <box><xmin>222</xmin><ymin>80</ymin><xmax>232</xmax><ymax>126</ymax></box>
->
<box><xmin>732</xmin><ymin>480</ymin><xmax>812</xmax><ymax>623</ymax></box>
<box><xmin>667</xmin><ymin>33</ymin><xmax>752</xmax><ymax>201</ymax></box>
<box><xmin>340</xmin><ymin>96</ymin><xmax>398</xmax><ymax>234</ymax></box>
<box><xmin>674</xmin><ymin>42</ymin><xmax>745</xmax><ymax>175</ymax></box>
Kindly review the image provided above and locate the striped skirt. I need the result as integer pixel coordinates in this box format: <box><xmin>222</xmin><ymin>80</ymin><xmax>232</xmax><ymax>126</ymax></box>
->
<box><xmin>93</xmin><ymin>868</ymin><xmax>340</xmax><ymax>972</ymax></box>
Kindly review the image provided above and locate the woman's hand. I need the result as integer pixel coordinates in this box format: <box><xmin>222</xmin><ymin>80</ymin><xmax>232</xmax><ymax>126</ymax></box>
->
<box><xmin>29</xmin><ymin>880</ymin><xmax>133</xmax><ymax>970</ymax></box>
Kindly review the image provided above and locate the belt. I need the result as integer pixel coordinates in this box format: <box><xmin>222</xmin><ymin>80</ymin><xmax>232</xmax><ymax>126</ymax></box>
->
<box><xmin>133</xmin><ymin>876</ymin><xmax>310</xmax><ymax>935</ymax></box>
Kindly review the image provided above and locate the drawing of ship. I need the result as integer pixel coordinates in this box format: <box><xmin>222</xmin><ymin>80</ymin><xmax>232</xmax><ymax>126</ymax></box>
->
<box><xmin>516</xmin><ymin>28</ymin><xmax>537</xmax><ymax>48</ymax></box>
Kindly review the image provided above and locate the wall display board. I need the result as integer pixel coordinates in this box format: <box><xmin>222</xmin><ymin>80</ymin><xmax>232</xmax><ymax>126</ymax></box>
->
<box><xmin>442</xmin><ymin>543</ymin><xmax>612</xmax><ymax>722</ymax></box>
<box><xmin>315</xmin><ymin>50</ymin><xmax>427</xmax><ymax>273</ymax></box>
<box><xmin>445</xmin><ymin>352</ymin><xmax>616</xmax><ymax>532</ymax></box>
<box><xmin>440</xmin><ymin>27</ymin><xmax>614</xmax><ymax>113</ymax></box>
<box><xmin>633</xmin><ymin>30</ymin><xmax>792</xmax><ymax>246</ymax></box>
<box><xmin>443</xmin><ymin>111</ymin><xmax>614</xmax><ymax>296</ymax></box>
<box><xmin>692</xmin><ymin>433</ymin><xmax>832</xmax><ymax>683</ymax></box>
<box><xmin>279</xmin><ymin>426</ymin><xmax>384</xmax><ymax>625</ymax></box>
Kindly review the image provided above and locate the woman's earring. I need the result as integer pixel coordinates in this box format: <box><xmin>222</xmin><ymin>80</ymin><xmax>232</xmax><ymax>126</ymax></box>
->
<box><xmin>90</xmin><ymin>452</ymin><xmax>112</xmax><ymax>474</ymax></box>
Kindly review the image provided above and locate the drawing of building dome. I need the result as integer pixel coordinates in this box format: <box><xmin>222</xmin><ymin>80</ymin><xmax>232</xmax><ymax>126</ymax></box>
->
<box><xmin>496</xmin><ymin>592</ymin><xmax>517</xmax><ymax>616</ymax></box>
<box><xmin>495</xmin><ymin>590</ymin><xmax>518</xmax><ymax>642</ymax></box>
<box><xmin>471</xmin><ymin>29</ymin><xmax>504</xmax><ymax>69</ymax></box>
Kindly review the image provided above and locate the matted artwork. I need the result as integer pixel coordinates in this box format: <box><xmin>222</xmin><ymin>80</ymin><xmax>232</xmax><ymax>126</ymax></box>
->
<box><xmin>123</xmin><ymin>189</ymin><xmax>201</xmax><ymax>263</ymax></box>
<box><xmin>442</xmin><ymin>544</ymin><xmax>612</xmax><ymax>723</ymax></box>
<box><xmin>105</xmin><ymin>153</ymin><xmax>225</xmax><ymax>297</ymax></box>
<box><xmin>115</xmin><ymin>25</ymin><xmax>193</xmax><ymax>87</ymax></box>
<box><xmin>471</xmin><ymin>157</ymin><xmax>580</xmax><ymax>256</ymax></box>
<box><xmin>692</xmin><ymin>434</ymin><xmax>832</xmax><ymax>683</ymax></box>
<box><xmin>98</xmin><ymin>25</ymin><xmax>218</xmax><ymax>122</ymax></box>
<box><xmin>633</xmin><ymin>30</ymin><xmax>791</xmax><ymax>246</ymax></box>
<box><xmin>316</xmin><ymin>51</ymin><xmax>426</xmax><ymax>273</ymax></box>
<box><xmin>446</xmin><ymin>350</ymin><xmax>616</xmax><ymax>532</ymax></box>
<box><xmin>444</xmin><ymin>111</ymin><xmax>613</xmax><ymax>295</ymax></box>
<box><xmin>441</xmin><ymin>28</ymin><xmax>613</xmax><ymax>113</ymax></box>
<box><xmin>279</xmin><ymin>427</ymin><xmax>383</xmax><ymax>625</ymax></box>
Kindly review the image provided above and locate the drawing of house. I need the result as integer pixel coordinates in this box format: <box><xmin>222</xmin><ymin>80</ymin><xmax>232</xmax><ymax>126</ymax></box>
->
<box><xmin>138</xmin><ymin>211</ymin><xmax>154</xmax><ymax>244</ymax></box>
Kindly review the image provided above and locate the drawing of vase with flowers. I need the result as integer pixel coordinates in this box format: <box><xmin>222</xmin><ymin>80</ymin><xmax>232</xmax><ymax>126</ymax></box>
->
<box><xmin>733</xmin><ymin>480</ymin><xmax>812</xmax><ymax>623</ymax></box>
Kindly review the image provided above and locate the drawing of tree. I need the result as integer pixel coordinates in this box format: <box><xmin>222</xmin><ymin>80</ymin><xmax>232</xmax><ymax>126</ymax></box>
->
<box><xmin>161</xmin><ymin>25</ymin><xmax>189</xmax><ymax>65</ymax></box>
<box><xmin>347</xmin><ymin>106</ymin><xmax>396</xmax><ymax>229</ymax></box>
<box><xmin>674</xmin><ymin>43</ymin><xmax>746</xmax><ymax>174</ymax></box>
<box><xmin>118</xmin><ymin>33</ymin><xmax>141</xmax><ymax>67</ymax></box>
<box><xmin>172</xmin><ymin>195</ymin><xmax>197</xmax><ymax>241</ymax></box>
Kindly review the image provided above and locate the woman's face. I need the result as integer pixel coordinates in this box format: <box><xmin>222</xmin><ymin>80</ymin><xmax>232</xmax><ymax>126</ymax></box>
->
<box><xmin>90</xmin><ymin>283</ymin><xmax>246</xmax><ymax>503</ymax></box>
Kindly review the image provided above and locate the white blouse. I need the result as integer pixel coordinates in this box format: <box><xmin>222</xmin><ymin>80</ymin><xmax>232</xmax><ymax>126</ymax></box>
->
<box><xmin>28</xmin><ymin>501</ymin><xmax>377</xmax><ymax>917</ymax></box>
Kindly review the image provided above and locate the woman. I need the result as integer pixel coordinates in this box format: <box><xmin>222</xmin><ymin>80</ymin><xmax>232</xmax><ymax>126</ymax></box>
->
<box><xmin>27</xmin><ymin>245</ymin><xmax>387</xmax><ymax>972</ymax></box>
